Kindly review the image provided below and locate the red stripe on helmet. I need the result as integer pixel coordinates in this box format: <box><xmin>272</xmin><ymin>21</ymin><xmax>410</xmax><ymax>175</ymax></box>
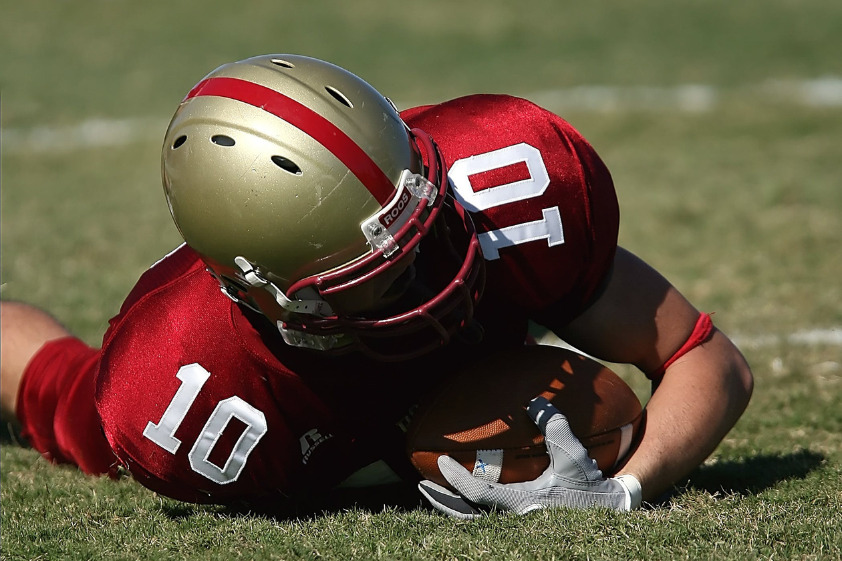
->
<box><xmin>185</xmin><ymin>76</ymin><xmax>395</xmax><ymax>206</ymax></box>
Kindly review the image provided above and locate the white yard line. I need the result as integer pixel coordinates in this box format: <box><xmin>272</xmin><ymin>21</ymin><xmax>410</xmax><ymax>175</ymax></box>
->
<box><xmin>532</xmin><ymin>325</ymin><xmax>842</xmax><ymax>352</ymax></box>
<box><xmin>731</xmin><ymin>328</ymin><xmax>842</xmax><ymax>350</ymax></box>
<box><xmin>4</xmin><ymin>77</ymin><xmax>842</xmax><ymax>155</ymax></box>
<box><xmin>529</xmin><ymin>76</ymin><xmax>842</xmax><ymax>113</ymax></box>
<box><xmin>3</xmin><ymin>117</ymin><xmax>166</xmax><ymax>155</ymax></box>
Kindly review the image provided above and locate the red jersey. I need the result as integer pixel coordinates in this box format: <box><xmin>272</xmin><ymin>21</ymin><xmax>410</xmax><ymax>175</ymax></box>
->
<box><xmin>17</xmin><ymin>95</ymin><xmax>618</xmax><ymax>506</ymax></box>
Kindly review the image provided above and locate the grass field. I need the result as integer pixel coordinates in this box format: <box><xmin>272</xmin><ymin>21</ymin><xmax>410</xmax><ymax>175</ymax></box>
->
<box><xmin>2</xmin><ymin>1</ymin><xmax>841</xmax><ymax>559</ymax></box>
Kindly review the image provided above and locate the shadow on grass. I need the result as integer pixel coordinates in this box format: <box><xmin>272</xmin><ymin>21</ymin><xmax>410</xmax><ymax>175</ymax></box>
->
<box><xmin>216</xmin><ymin>482</ymin><xmax>426</xmax><ymax>522</ymax></box>
<box><xmin>684</xmin><ymin>448</ymin><xmax>826</xmax><ymax>496</ymax></box>
<box><xmin>152</xmin><ymin>478</ymin><xmax>425</xmax><ymax>522</ymax></box>
<box><xmin>0</xmin><ymin>420</ymin><xmax>26</xmax><ymax>447</ymax></box>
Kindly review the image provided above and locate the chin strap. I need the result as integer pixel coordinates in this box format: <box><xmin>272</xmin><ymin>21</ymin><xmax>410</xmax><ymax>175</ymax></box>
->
<box><xmin>276</xmin><ymin>322</ymin><xmax>348</xmax><ymax>351</ymax></box>
<box><xmin>233</xmin><ymin>256</ymin><xmax>334</xmax><ymax>317</ymax></box>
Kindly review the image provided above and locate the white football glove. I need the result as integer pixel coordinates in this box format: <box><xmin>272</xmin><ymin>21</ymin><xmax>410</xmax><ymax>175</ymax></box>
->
<box><xmin>417</xmin><ymin>396</ymin><xmax>642</xmax><ymax>519</ymax></box>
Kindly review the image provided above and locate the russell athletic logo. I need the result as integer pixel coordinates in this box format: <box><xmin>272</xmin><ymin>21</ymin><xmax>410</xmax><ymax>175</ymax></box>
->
<box><xmin>300</xmin><ymin>428</ymin><xmax>334</xmax><ymax>465</ymax></box>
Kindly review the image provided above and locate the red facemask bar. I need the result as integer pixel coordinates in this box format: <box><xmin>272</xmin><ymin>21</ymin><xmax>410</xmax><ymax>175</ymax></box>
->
<box><xmin>279</xmin><ymin>213</ymin><xmax>485</xmax><ymax>359</ymax></box>
<box><xmin>281</xmin><ymin>199</ymin><xmax>485</xmax><ymax>360</ymax></box>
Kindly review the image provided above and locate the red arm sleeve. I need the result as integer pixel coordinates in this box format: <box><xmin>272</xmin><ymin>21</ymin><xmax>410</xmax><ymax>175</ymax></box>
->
<box><xmin>648</xmin><ymin>312</ymin><xmax>715</xmax><ymax>380</ymax></box>
<box><xmin>16</xmin><ymin>336</ymin><xmax>118</xmax><ymax>475</ymax></box>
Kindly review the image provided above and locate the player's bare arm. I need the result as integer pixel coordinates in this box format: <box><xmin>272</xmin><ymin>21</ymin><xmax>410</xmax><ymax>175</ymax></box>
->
<box><xmin>556</xmin><ymin>247</ymin><xmax>754</xmax><ymax>501</ymax></box>
<box><xmin>0</xmin><ymin>301</ymin><xmax>71</xmax><ymax>422</ymax></box>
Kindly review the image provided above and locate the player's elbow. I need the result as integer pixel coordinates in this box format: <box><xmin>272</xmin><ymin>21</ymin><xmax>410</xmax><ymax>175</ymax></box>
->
<box><xmin>723</xmin><ymin>339</ymin><xmax>754</xmax><ymax>419</ymax></box>
<box><xmin>697</xmin><ymin>329</ymin><xmax>754</xmax><ymax>422</ymax></box>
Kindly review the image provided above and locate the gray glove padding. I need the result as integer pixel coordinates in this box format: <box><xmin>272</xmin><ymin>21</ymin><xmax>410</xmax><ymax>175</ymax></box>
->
<box><xmin>418</xmin><ymin>396</ymin><xmax>642</xmax><ymax>519</ymax></box>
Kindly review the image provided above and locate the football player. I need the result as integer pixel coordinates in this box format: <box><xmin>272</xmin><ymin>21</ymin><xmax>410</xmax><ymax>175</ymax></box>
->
<box><xmin>1</xmin><ymin>55</ymin><xmax>753</xmax><ymax>516</ymax></box>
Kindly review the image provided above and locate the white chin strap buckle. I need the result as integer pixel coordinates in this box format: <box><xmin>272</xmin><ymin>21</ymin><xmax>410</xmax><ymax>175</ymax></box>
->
<box><xmin>233</xmin><ymin>256</ymin><xmax>334</xmax><ymax>317</ymax></box>
<box><xmin>277</xmin><ymin>322</ymin><xmax>344</xmax><ymax>351</ymax></box>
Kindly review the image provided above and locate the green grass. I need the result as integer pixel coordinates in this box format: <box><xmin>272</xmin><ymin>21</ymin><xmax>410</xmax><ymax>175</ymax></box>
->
<box><xmin>2</xmin><ymin>1</ymin><xmax>842</xmax><ymax>559</ymax></box>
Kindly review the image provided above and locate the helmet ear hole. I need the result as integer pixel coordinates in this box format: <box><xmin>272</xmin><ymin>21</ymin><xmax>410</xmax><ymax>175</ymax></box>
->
<box><xmin>271</xmin><ymin>155</ymin><xmax>302</xmax><ymax>175</ymax></box>
<box><xmin>325</xmin><ymin>86</ymin><xmax>353</xmax><ymax>108</ymax></box>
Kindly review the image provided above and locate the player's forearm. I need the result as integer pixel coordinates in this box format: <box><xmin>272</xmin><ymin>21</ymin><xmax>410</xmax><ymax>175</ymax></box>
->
<box><xmin>617</xmin><ymin>329</ymin><xmax>753</xmax><ymax>501</ymax></box>
<box><xmin>1</xmin><ymin>302</ymin><xmax>72</xmax><ymax>421</ymax></box>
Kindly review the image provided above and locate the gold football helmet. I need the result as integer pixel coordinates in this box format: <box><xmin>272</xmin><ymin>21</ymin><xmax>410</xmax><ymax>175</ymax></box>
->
<box><xmin>162</xmin><ymin>55</ymin><xmax>484</xmax><ymax>359</ymax></box>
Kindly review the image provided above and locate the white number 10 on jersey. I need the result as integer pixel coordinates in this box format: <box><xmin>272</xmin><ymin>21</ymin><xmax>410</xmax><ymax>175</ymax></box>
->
<box><xmin>143</xmin><ymin>363</ymin><xmax>267</xmax><ymax>485</ymax></box>
<box><xmin>448</xmin><ymin>143</ymin><xmax>565</xmax><ymax>260</ymax></box>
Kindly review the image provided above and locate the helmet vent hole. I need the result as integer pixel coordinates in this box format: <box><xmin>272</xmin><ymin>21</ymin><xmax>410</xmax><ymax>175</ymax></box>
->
<box><xmin>270</xmin><ymin>58</ymin><xmax>295</xmax><ymax>69</ymax></box>
<box><xmin>271</xmin><ymin>155</ymin><xmax>302</xmax><ymax>175</ymax></box>
<box><xmin>211</xmin><ymin>134</ymin><xmax>235</xmax><ymax>147</ymax></box>
<box><xmin>325</xmin><ymin>86</ymin><xmax>353</xmax><ymax>108</ymax></box>
<box><xmin>172</xmin><ymin>135</ymin><xmax>187</xmax><ymax>149</ymax></box>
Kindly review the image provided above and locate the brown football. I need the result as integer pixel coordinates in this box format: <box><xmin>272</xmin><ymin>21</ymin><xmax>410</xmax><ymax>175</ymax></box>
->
<box><xmin>406</xmin><ymin>345</ymin><xmax>645</xmax><ymax>489</ymax></box>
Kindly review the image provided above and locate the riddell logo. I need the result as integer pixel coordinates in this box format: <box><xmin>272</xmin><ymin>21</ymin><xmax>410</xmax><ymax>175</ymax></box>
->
<box><xmin>300</xmin><ymin>428</ymin><xmax>334</xmax><ymax>465</ymax></box>
<box><xmin>381</xmin><ymin>191</ymin><xmax>412</xmax><ymax>227</ymax></box>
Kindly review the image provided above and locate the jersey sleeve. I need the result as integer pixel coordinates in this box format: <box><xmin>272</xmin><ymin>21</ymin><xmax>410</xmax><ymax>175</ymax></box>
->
<box><xmin>404</xmin><ymin>95</ymin><xmax>619</xmax><ymax>328</ymax></box>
